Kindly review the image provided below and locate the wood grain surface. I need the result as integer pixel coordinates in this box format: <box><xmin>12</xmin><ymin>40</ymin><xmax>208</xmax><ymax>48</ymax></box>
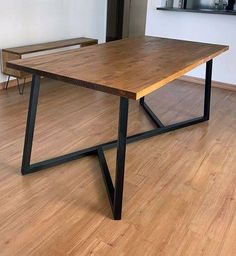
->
<box><xmin>2</xmin><ymin>51</ymin><xmax>24</xmax><ymax>78</ymax></box>
<box><xmin>7</xmin><ymin>36</ymin><xmax>228</xmax><ymax>100</ymax></box>
<box><xmin>3</xmin><ymin>37</ymin><xmax>98</xmax><ymax>55</ymax></box>
<box><xmin>0</xmin><ymin>79</ymin><xmax>235</xmax><ymax>255</ymax></box>
<box><xmin>2</xmin><ymin>37</ymin><xmax>98</xmax><ymax>79</ymax></box>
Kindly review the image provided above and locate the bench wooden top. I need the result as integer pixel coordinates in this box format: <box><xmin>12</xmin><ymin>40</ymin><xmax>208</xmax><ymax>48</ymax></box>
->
<box><xmin>7</xmin><ymin>36</ymin><xmax>228</xmax><ymax>100</ymax></box>
<box><xmin>3</xmin><ymin>37</ymin><xmax>98</xmax><ymax>55</ymax></box>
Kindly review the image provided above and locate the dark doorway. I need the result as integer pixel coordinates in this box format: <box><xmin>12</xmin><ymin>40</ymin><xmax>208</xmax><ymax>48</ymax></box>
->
<box><xmin>106</xmin><ymin>0</ymin><xmax>125</xmax><ymax>42</ymax></box>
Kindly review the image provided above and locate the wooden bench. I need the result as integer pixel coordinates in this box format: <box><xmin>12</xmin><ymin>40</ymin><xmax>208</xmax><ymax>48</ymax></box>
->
<box><xmin>2</xmin><ymin>37</ymin><xmax>98</xmax><ymax>94</ymax></box>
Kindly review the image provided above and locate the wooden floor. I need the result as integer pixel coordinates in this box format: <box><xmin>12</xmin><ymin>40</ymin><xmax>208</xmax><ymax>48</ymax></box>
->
<box><xmin>0</xmin><ymin>79</ymin><xmax>235</xmax><ymax>256</ymax></box>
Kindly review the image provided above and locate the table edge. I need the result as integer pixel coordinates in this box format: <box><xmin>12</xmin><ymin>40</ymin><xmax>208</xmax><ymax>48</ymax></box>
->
<box><xmin>136</xmin><ymin>46</ymin><xmax>229</xmax><ymax>99</ymax></box>
<box><xmin>7</xmin><ymin>45</ymin><xmax>229</xmax><ymax>100</ymax></box>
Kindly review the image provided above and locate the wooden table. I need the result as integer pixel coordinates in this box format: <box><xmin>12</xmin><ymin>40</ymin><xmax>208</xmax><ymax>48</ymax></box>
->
<box><xmin>7</xmin><ymin>36</ymin><xmax>228</xmax><ymax>220</ymax></box>
<box><xmin>2</xmin><ymin>37</ymin><xmax>98</xmax><ymax>94</ymax></box>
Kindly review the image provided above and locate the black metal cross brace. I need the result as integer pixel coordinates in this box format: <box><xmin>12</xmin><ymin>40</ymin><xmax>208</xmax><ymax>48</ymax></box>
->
<box><xmin>20</xmin><ymin>60</ymin><xmax>213</xmax><ymax>220</ymax></box>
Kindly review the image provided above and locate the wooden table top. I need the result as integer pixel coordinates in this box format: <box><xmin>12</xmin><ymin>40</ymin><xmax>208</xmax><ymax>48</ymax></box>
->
<box><xmin>7</xmin><ymin>36</ymin><xmax>228</xmax><ymax>100</ymax></box>
<box><xmin>3</xmin><ymin>37</ymin><xmax>98</xmax><ymax>55</ymax></box>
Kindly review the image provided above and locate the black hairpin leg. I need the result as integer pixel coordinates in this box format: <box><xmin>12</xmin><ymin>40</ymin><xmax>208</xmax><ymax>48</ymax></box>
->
<box><xmin>17</xmin><ymin>78</ymin><xmax>26</xmax><ymax>95</ymax></box>
<box><xmin>4</xmin><ymin>75</ymin><xmax>11</xmax><ymax>90</ymax></box>
<box><xmin>21</xmin><ymin>60</ymin><xmax>213</xmax><ymax>220</ymax></box>
<box><xmin>4</xmin><ymin>76</ymin><xmax>25</xmax><ymax>94</ymax></box>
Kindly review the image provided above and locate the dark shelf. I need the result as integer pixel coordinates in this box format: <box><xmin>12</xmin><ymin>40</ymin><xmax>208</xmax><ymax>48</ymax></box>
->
<box><xmin>156</xmin><ymin>7</ymin><xmax>236</xmax><ymax>16</ymax></box>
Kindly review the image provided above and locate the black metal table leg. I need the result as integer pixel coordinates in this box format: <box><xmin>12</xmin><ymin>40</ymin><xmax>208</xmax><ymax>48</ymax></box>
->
<box><xmin>204</xmin><ymin>60</ymin><xmax>213</xmax><ymax>121</ymax></box>
<box><xmin>113</xmin><ymin>97</ymin><xmax>129</xmax><ymax>220</ymax></box>
<box><xmin>140</xmin><ymin>97</ymin><xmax>145</xmax><ymax>105</ymax></box>
<box><xmin>98</xmin><ymin>97</ymin><xmax>129</xmax><ymax>220</ymax></box>
<box><xmin>20</xmin><ymin>60</ymin><xmax>213</xmax><ymax>220</ymax></box>
<box><xmin>21</xmin><ymin>75</ymin><xmax>41</xmax><ymax>175</ymax></box>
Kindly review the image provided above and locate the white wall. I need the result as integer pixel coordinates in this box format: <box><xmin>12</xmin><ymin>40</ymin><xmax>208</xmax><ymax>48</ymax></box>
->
<box><xmin>0</xmin><ymin>0</ymin><xmax>107</xmax><ymax>83</ymax></box>
<box><xmin>146</xmin><ymin>0</ymin><xmax>236</xmax><ymax>85</ymax></box>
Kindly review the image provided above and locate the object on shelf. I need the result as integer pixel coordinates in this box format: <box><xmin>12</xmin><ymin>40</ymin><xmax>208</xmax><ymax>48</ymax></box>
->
<box><xmin>156</xmin><ymin>6</ymin><xmax>236</xmax><ymax>15</ymax></box>
<box><xmin>178</xmin><ymin>0</ymin><xmax>184</xmax><ymax>8</ymax></box>
<box><xmin>214</xmin><ymin>0</ymin><xmax>228</xmax><ymax>10</ymax></box>
<box><xmin>226</xmin><ymin>0</ymin><xmax>236</xmax><ymax>10</ymax></box>
<box><xmin>186</xmin><ymin>0</ymin><xmax>235</xmax><ymax>10</ymax></box>
<box><xmin>165</xmin><ymin>0</ymin><xmax>174</xmax><ymax>8</ymax></box>
<box><xmin>172</xmin><ymin>0</ymin><xmax>180</xmax><ymax>8</ymax></box>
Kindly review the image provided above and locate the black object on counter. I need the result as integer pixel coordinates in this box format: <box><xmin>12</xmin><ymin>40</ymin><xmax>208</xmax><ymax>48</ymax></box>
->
<box><xmin>226</xmin><ymin>0</ymin><xmax>235</xmax><ymax>11</ymax></box>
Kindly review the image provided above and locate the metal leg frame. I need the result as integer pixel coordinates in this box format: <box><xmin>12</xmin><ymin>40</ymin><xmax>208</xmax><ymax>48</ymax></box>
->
<box><xmin>21</xmin><ymin>60</ymin><xmax>213</xmax><ymax>220</ymax></box>
<box><xmin>17</xmin><ymin>78</ymin><xmax>26</xmax><ymax>95</ymax></box>
<box><xmin>4</xmin><ymin>75</ymin><xmax>26</xmax><ymax>95</ymax></box>
<box><xmin>4</xmin><ymin>75</ymin><xmax>11</xmax><ymax>90</ymax></box>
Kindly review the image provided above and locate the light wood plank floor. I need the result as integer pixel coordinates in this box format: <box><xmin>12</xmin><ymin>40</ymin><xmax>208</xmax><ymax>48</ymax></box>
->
<box><xmin>0</xmin><ymin>79</ymin><xmax>235</xmax><ymax>256</ymax></box>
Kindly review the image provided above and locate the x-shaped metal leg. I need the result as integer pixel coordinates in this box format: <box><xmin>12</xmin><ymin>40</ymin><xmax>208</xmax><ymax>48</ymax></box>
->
<box><xmin>20</xmin><ymin>60</ymin><xmax>213</xmax><ymax>220</ymax></box>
